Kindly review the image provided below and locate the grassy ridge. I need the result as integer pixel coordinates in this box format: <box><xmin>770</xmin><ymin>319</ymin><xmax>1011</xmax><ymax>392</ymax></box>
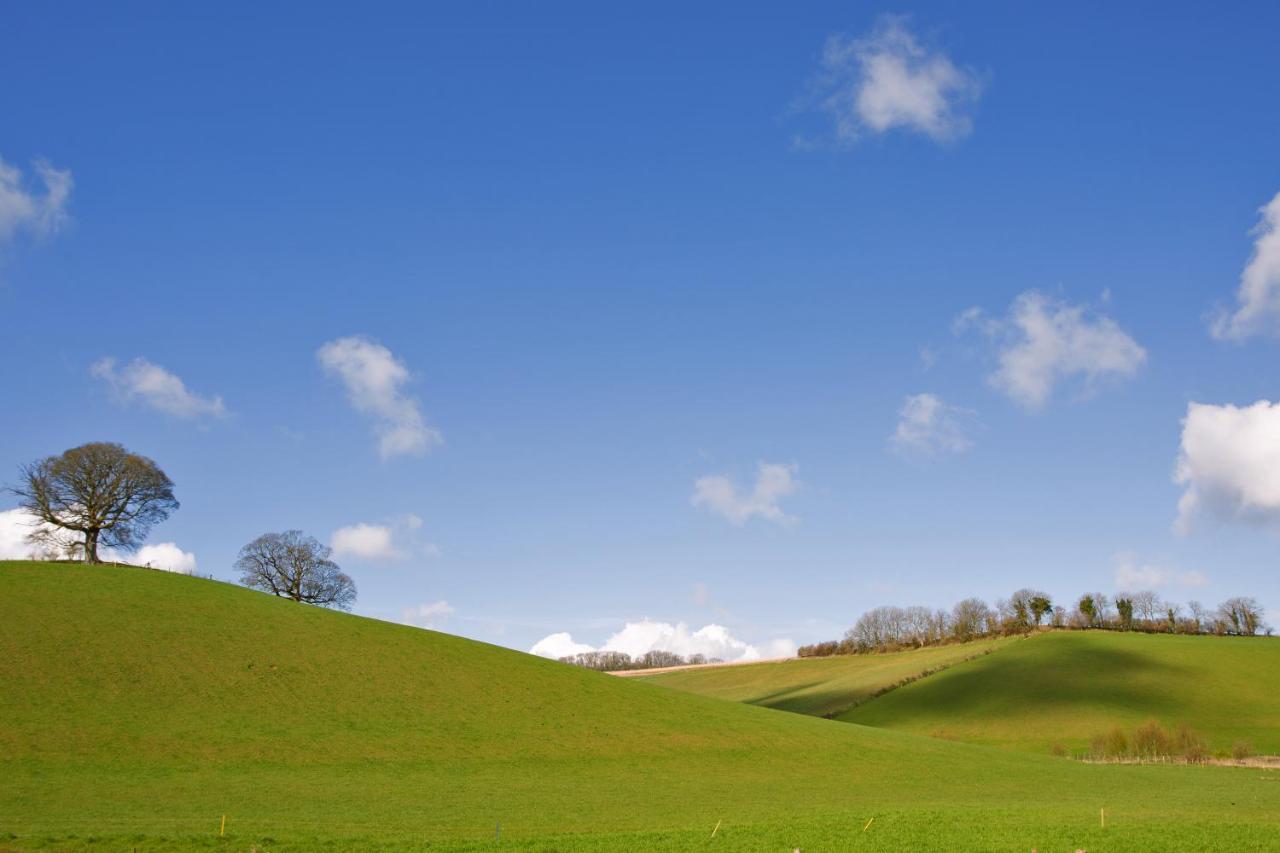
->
<box><xmin>3</xmin><ymin>561</ymin><xmax>1279</xmax><ymax>851</ymax></box>
<box><xmin>639</xmin><ymin>636</ymin><xmax>1016</xmax><ymax>716</ymax></box>
<box><xmin>839</xmin><ymin>629</ymin><xmax>1280</xmax><ymax>754</ymax></box>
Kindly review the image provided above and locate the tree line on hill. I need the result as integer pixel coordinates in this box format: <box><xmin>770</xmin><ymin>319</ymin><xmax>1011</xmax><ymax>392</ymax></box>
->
<box><xmin>557</xmin><ymin>650</ymin><xmax>725</xmax><ymax>672</ymax></box>
<box><xmin>799</xmin><ymin>588</ymin><xmax>1271</xmax><ymax>657</ymax></box>
<box><xmin>9</xmin><ymin>442</ymin><xmax>357</xmax><ymax>609</ymax></box>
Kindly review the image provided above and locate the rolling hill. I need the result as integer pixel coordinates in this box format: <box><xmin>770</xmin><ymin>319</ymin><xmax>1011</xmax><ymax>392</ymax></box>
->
<box><xmin>3</xmin><ymin>560</ymin><xmax>1279</xmax><ymax>851</ymax></box>
<box><xmin>839</xmin><ymin>629</ymin><xmax>1280</xmax><ymax>755</ymax></box>
<box><xmin>643</xmin><ymin>629</ymin><xmax>1280</xmax><ymax>756</ymax></box>
<box><xmin>640</xmin><ymin>635</ymin><xmax>1016</xmax><ymax>717</ymax></box>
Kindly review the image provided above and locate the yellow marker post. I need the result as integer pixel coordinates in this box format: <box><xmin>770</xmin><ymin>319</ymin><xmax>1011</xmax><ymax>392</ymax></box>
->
<box><xmin>863</xmin><ymin>818</ymin><xmax>875</xmax><ymax>832</ymax></box>
<box><xmin>220</xmin><ymin>814</ymin><xmax>226</xmax><ymax>836</ymax></box>
<box><xmin>711</xmin><ymin>819</ymin><xmax>721</xmax><ymax>838</ymax></box>
<box><xmin>1100</xmin><ymin>808</ymin><xmax>1105</xmax><ymax>829</ymax></box>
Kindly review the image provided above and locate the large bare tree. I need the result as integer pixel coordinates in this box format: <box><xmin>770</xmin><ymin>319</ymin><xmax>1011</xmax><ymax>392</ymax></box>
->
<box><xmin>11</xmin><ymin>442</ymin><xmax>178</xmax><ymax>563</ymax></box>
<box><xmin>235</xmin><ymin>530</ymin><xmax>356</xmax><ymax>609</ymax></box>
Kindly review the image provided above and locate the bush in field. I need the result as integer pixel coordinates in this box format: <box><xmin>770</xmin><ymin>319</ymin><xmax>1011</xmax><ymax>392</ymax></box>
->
<box><xmin>1231</xmin><ymin>740</ymin><xmax>1255</xmax><ymax>761</ymax></box>
<box><xmin>1088</xmin><ymin>721</ymin><xmax>1215</xmax><ymax>763</ymax></box>
<box><xmin>1091</xmin><ymin>725</ymin><xmax>1129</xmax><ymax>759</ymax></box>
<box><xmin>1174</xmin><ymin>724</ymin><xmax>1209</xmax><ymax>764</ymax></box>
<box><xmin>1132</xmin><ymin>720</ymin><xmax>1171</xmax><ymax>758</ymax></box>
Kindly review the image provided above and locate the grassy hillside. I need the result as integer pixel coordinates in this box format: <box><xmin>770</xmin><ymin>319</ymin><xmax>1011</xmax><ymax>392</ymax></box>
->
<box><xmin>640</xmin><ymin>636</ymin><xmax>1016</xmax><ymax>717</ymax></box>
<box><xmin>839</xmin><ymin>629</ymin><xmax>1280</xmax><ymax>755</ymax></box>
<box><xmin>3</xmin><ymin>561</ymin><xmax>1280</xmax><ymax>851</ymax></box>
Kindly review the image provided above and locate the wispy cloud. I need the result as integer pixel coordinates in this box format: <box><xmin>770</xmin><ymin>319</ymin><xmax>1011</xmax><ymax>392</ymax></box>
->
<box><xmin>804</xmin><ymin>16</ymin><xmax>982</xmax><ymax>146</ymax></box>
<box><xmin>331</xmin><ymin>514</ymin><xmax>437</xmax><ymax>561</ymax></box>
<box><xmin>91</xmin><ymin>357</ymin><xmax>227</xmax><ymax>420</ymax></box>
<box><xmin>402</xmin><ymin>600</ymin><xmax>454</xmax><ymax>630</ymax></box>
<box><xmin>1211</xmin><ymin>190</ymin><xmax>1280</xmax><ymax>340</ymax></box>
<box><xmin>317</xmin><ymin>336</ymin><xmax>441</xmax><ymax>460</ymax></box>
<box><xmin>0</xmin><ymin>154</ymin><xmax>72</xmax><ymax>244</ymax></box>
<box><xmin>891</xmin><ymin>393</ymin><xmax>974</xmax><ymax>456</ymax></box>
<box><xmin>956</xmin><ymin>291</ymin><xmax>1146</xmax><ymax>409</ymax></box>
<box><xmin>1113</xmin><ymin>553</ymin><xmax>1207</xmax><ymax>591</ymax></box>
<box><xmin>692</xmin><ymin>462</ymin><xmax>799</xmax><ymax>526</ymax></box>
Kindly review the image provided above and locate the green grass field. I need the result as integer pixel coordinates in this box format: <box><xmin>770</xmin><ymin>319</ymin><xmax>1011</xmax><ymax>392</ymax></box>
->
<box><xmin>639</xmin><ymin>636</ymin><xmax>1016</xmax><ymax>717</ymax></box>
<box><xmin>3</xmin><ymin>560</ymin><xmax>1279</xmax><ymax>851</ymax></box>
<box><xmin>839</xmin><ymin>629</ymin><xmax>1280</xmax><ymax>755</ymax></box>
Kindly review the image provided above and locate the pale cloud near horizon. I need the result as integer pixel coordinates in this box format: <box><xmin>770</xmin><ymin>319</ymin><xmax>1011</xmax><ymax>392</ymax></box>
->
<box><xmin>91</xmin><ymin>357</ymin><xmax>227</xmax><ymax>420</ymax></box>
<box><xmin>331</xmin><ymin>514</ymin><xmax>437</xmax><ymax>561</ymax></box>
<box><xmin>1112</xmin><ymin>552</ymin><xmax>1207</xmax><ymax>591</ymax></box>
<box><xmin>0</xmin><ymin>508</ymin><xmax>195</xmax><ymax>572</ymax></box>
<box><xmin>1211</xmin><ymin>191</ymin><xmax>1280</xmax><ymax>340</ymax></box>
<box><xmin>807</xmin><ymin>16</ymin><xmax>982</xmax><ymax>145</ymax></box>
<box><xmin>133</xmin><ymin>542</ymin><xmax>198</xmax><ymax>574</ymax></box>
<box><xmin>402</xmin><ymin>600</ymin><xmax>454</xmax><ymax>630</ymax></box>
<box><xmin>530</xmin><ymin>619</ymin><xmax>797</xmax><ymax>663</ymax></box>
<box><xmin>891</xmin><ymin>393</ymin><xmax>974</xmax><ymax>456</ymax></box>
<box><xmin>1175</xmin><ymin>400</ymin><xmax>1280</xmax><ymax>531</ymax></box>
<box><xmin>0</xmin><ymin>509</ymin><xmax>42</xmax><ymax>559</ymax></box>
<box><xmin>692</xmin><ymin>462</ymin><xmax>799</xmax><ymax>525</ymax></box>
<box><xmin>317</xmin><ymin>336</ymin><xmax>441</xmax><ymax>460</ymax></box>
<box><xmin>957</xmin><ymin>291</ymin><xmax>1146</xmax><ymax>409</ymax></box>
<box><xmin>0</xmin><ymin>154</ymin><xmax>72</xmax><ymax>244</ymax></box>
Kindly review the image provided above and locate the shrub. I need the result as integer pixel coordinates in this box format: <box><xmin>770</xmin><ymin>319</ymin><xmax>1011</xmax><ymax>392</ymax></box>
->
<box><xmin>1231</xmin><ymin>740</ymin><xmax>1255</xmax><ymax>761</ymax></box>
<box><xmin>1132</xmin><ymin>720</ymin><xmax>1172</xmax><ymax>759</ymax></box>
<box><xmin>1050</xmin><ymin>742</ymin><xmax>1067</xmax><ymax>757</ymax></box>
<box><xmin>1173</xmin><ymin>724</ymin><xmax>1208</xmax><ymax>763</ymax></box>
<box><xmin>1091</xmin><ymin>725</ymin><xmax>1129</xmax><ymax>759</ymax></box>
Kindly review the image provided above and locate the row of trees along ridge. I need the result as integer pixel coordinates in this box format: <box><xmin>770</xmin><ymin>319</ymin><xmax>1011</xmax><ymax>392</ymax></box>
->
<box><xmin>800</xmin><ymin>588</ymin><xmax>1270</xmax><ymax>657</ymax></box>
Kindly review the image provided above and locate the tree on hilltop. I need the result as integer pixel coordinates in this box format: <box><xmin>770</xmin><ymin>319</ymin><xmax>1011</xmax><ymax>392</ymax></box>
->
<box><xmin>11</xmin><ymin>442</ymin><xmax>178</xmax><ymax>563</ymax></box>
<box><xmin>235</xmin><ymin>530</ymin><xmax>356</xmax><ymax>609</ymax></box>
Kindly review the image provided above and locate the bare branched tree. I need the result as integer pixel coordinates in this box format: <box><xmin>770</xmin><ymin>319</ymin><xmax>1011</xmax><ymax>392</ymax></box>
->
<box><xmin>235</xmin><ymin>530</ymin><xmax>356</xmax><ymax>609</ymax></box>
<box><xmin>10</xmin><ymin>442</ymin><xmax>178</xmax><ymax>563</ymax></box>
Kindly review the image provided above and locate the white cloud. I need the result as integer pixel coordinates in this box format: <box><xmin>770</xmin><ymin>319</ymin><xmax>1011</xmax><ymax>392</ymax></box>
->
<box><xmin>529</xmin><ymin>618</ymin><xmax>796</xmax><ymax>663</ymax></box>
<box><xmin>959</xmin><ymin>291</ymin><xmax>1146</xmax><ymax>409</ymax></box>
<box><xmin>811</xmin><ymin>16</ymin><xmax>982</xmax><ymax>145</ymax></box>
<box><xmin>1113</xmin><ymin>553</ymin><xmax>1207</xmax><ymax>591</ymax></box>
<box><xmin>891</xmin><ymin>393</ymin><xmax>974</xmax><ymax>455</ymax></box>
<box><xmin>133</xmin><ymin>543</ymin><xmax>198</xmax><ymax>574</ymax></box>
<box><xmin>317</xmin><ymin>336</ymin><xmax>441</xmax><ymax>460</ymax></box>
<box><xmin>0</xmin><ymin>509</ymin><xmax>43</xmax><ymax>559</ymax></box>
<box><xmin>0</xmin><ymin>509</ymin><xmax>196</xmax><ymax>571</ymax></box>
<box><xmin>1211</xmin><ymin>191</ymin><xmax>1280</xmax><ymax>340</ymax></box>
<box><xmin>91</xmin><ymin>357</ymin><xmax>227</xmax><ymax>420</ymax></box>
<box><xmin>330</xmin><ymin>514</ymin><xmax>437</xmax><ymax>561</ymax></box>
<box><xmin>0</xmin><ymin>155</ymin><xmax>72</xmax><ymax>243</ymax></box>
<box><xmin>692</xmin><ymin>462</ymin><xmax>799</xmax><ymax>526</ymax></box>
<box><xmin>1175</xmin><ymin>400</ymin><xmax>1280</xmax><ymax>531</ymax></box>
<box><xmin>402</xmin><ymin>600</ymin><xmax>454</xmax><ymax>630</ymax></box>
<box><xmin>529</xmin><ymin>632</ymin><xmax>596</xmax><ymax>659</ymax></box>
<box><xmin>332</xmin><ymin>523</ymin><xmax>399</xmax><ymax>560</ymax></box>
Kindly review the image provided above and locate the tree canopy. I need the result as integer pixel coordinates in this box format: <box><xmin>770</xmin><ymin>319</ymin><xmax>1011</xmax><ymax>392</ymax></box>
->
<box><xmin>235</xmin><ymin>530</ymin><xmax>356</xmax><ymax>609</ymax></box>
<box><xmin>11</xmin><ymin>442</ymin><xmax>178</xmax><ymax>563</ymax></box>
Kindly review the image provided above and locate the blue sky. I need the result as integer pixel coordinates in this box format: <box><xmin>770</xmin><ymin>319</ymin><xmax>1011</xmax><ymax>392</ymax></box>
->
<box><xmin>3</xmin><ymin>2</ymin><xmax>1279</xmax><ymax>659</ymax></box>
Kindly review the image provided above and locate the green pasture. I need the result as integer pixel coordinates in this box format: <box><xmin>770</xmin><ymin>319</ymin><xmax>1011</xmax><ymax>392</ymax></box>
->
<box><xmin>3</xmin><ymin>561</ymin><xmax>1278</xmax><ymax>851</ymax></box>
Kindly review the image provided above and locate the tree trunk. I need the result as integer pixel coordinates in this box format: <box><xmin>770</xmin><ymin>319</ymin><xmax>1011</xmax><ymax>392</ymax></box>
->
<box><xmin>84</xmin><ymin>529</ymin><xmax>100</xmax><ymax>563</ymax></box>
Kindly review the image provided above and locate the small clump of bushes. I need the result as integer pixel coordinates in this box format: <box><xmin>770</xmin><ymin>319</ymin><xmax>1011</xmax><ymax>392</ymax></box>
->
<box><xmin>1083</xmin><ymin>720</ymin><xmax>1254</xmax><ymax>764</ymax></box>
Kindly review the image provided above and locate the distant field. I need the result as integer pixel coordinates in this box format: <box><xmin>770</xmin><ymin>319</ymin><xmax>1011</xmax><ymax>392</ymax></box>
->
<box><xmin>840</xmin><ymin>629</ymin><xmax>1280</xmax><ymax>755</ymax></box>
<box><xmin>3</xmin><ymin>561</ymin><xmax>1279</xmax><ymax>851</ymax></box>
<box><xmin>639</xmin><ymin>636</ymin><xmax>1016</xmax><ymax>717</ymax></box>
